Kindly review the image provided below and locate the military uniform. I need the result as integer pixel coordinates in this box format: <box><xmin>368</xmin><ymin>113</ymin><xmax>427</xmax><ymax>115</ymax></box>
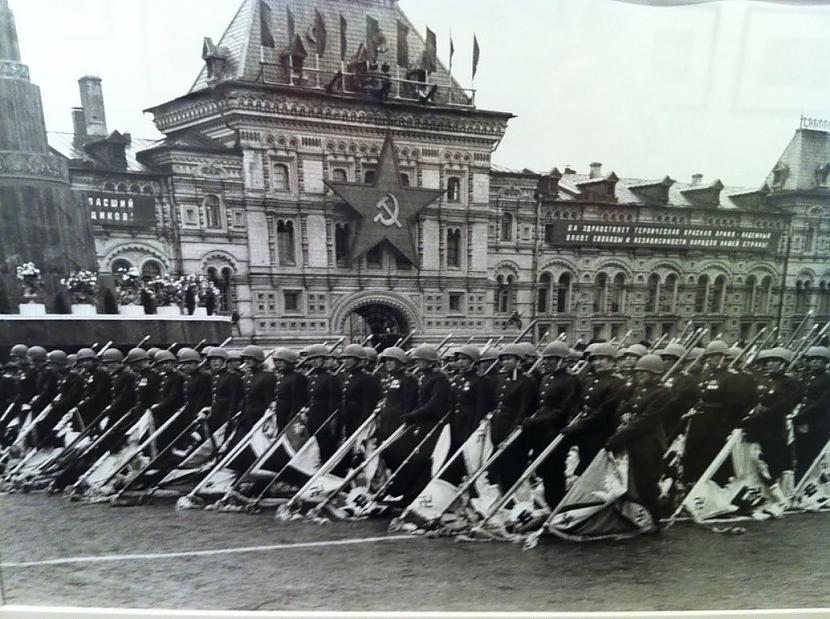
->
<box><xmin>178</xmin><ymin>368</ymin><xmax>213</xmax><ymax>447</ymax></box>
<box><xmin>522</xmin><ymin>367</ymin><xmax>582</xmax><ymax>508</ymax></box>
<box><xmin>97</xmin><ymin>366</ymin><xmax>138</xmax><ymax>452</ymax></box>
<box><xmin>607</xmin><ymin>382</ymin><xmax>674</xmax><ymax>523</ymax></box>
<box><xmin>306</xmin><ymin>367</ymin><xmax>342</xmax><ymax>462</ymax></box>
<box><xmin>207</xmin><ymin>368</ymin><xmax>244</xmax><ymax>434</ymax></box>
<box><xmin>683</xmin><ymin>367</ymin><xmax>757</xmax><ymax>485</ymax></box>
<box><xmin>661</xmin><ymin>371</ymin><xmax>699</xmax><ymax>441</ymax></box>
<box><xmin>340</xmin><ymin>367</ymin><xmax>380</xmax><ymax>437</ymax></box>
<box><xmin>376</xmin><ymin>369</ymin><xmax>418</xmax><ymax>441</ymax></box>
<box><xmin>35</xmin><ymin>368</ymin><xmax>84</xmax><ymax>448</ymax></box>
<box><xmin>75</xmin><ymin>367</ymin><xmax>112</xmax><ymax>431</ymax></box>
<box><xmin>566</xmin><ymin>369</ymin><xmax>625</xmax><ymax>475</ymax></box>
<box><xmin>741</xmin><ymin>373</ymin><xmax>802</xmax><ymax>481</ymax></box>
<box><xmin>226</xmin><ymin>366</ymin><xmax>277</xmax><ymax>469</ymax></box>
<box><xmin>489</xmin><ymin>369</ymin><xmax>537</xmax><ymax>492</ymax></box>
<box><xmin>793</xmin><ymin>368</ymin><xmax>830</xmax><ymax>481</ymax></box>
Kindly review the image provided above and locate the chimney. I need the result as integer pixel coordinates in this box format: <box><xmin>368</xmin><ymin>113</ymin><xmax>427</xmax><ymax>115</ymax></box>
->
<box><xmin>71</xmin><ymin>107</ymin><xmax>87</xmax><ymax>141</ymax></box>
<box><xmin>589</xmin><ymin>162</ymin><xmax>602</xmax><ymax>179</ymax></box>
<box><xmin>78</xmin><ymin>75</ymin><xmax>108</xmax><ymax>137</ymax></box>
<box><xmin>691</xmin><ymin>173</ymin><xmax>703</xmax><ymax>186</ymax></box>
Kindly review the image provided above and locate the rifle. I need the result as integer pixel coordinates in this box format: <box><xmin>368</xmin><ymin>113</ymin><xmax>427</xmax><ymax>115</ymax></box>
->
<box><xmin>728</xmin><ymin>327</ymin><xmax>768</xmax><ymax>370</ymax></box>
<box><xmin>436</xmin><ymin>333</ymin><xmax>455</xmax><ymax>355</ymax></box>
<box><xmin>649</xmin><ymin>334</ymin><xmax>668</xmax><ymax>353</ymax></box>
<box><xmin>193</xmin><ymin>339</ymin><xmax>208</xmax><ymax>351</ymax></box>
<box><xmin>788</xmin><ymin>322</ymin><xmax>830</xmax><ymax>373</ymax></box>
<box><xmin>786</xmin><ymin>310</ymin><xmax>814</xmax><ymax>348</ymax></box>
<box><xmin>34</xmin><ymin>403</ymin><xmax>116</xmax><ymax>475</ymax></box>
<box><xmin>672</xmin><ymin>321</ymin><xmax>693</xmax><ymax>346</ymax></box>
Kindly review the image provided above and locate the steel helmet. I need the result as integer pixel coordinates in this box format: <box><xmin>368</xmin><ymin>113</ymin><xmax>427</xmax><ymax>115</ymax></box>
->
<box><xmin>589</xmin><ymin>343</ymin><xmax>617</xmax><ymax>359</ymax></box>
<box><xmin>177</xmin><ymin>347</ymin><xmax>201</xmax><ymax>363</ymax></box>
<box><xmin>227</xmin><ymin>350</ymin><xmax>242</xmax><ymax>361</ymax></box>
<box><xmin>626</xmin><ymin>344</ymin><xmax>649</xmax><ymax>358</ymax></box>
<box><xmin>703</xmin><ymin>340</ymin><xmax>729</xmax><ymax>357</ymax></box>
<box><xmin>615</xmin><ymin>348</ymin><xmax>628</xmax><ymax>359</ymax></box>
<box><xmin>202</xmin><ymin>346</ymin><xmax>214</xmax><ymax>357</ymax></box>
<box><xmin>726</xmin><ymin>346</ymin><xmax>743</xmax><ymax>359</ymax></box>
<box><xmin>411</xmin><ymin>344</ymin><xmax>440</xmax><ymax>362</ymax></box>
<box><xmin>47</xmin><ymin>350</ymin><xmax>69</xmax><ymax>367</ymax></box>
<box><xmin>498</xmin><ymin>343</ymin><xmax>526</xmax><ymax>359</ymax></box>
<box><xmin>27</xmin><ymin>345</ymin><xmax>47</xmax><ymax>362</ymax></box>
<box><xmin>240</xmin><ymin>345</ymin><xmax>265</xmax><ymax>362</ymax></box>
<box><xmin>455</xmin><ymin>345</ymin><xmax>481</xmax><ymax>363</ymax></box>
<box><xmin>687</xmin><ymin>347</ymin><xmax>704</xmax><ymax>361</ymax></box>
<box><xmin>568</xmin><ymin>348</ymin><xmax>582</xmax><ymax>360</ymax></box>
<box><xmin>207</xmin><ymin>348</ymin><xmax>229</xmax><ymax>361</ymax></box>
<box><xmin>272</xmin><ymin>347</ymin><xmax>299</xmax><ymax>364</ymax></box>
<box><xmin>362</xmin><ymin>347</ymin><xmax>379</xmax><ymax>363</ymax></box>
<box><xmin>480</xmin><ymin>347</ymin><xmax>500</xmax><ymax>362</ymax></box>
<box><xmin>76</xmin><ymin>347</ymin><xmax>97</xmax><ymax>361</ymax></box>
<box><xmin>635</xmin><ymin>354</ymin><xmax>664</xmax><ymax>374</ymax></box>
<box><xmin>147</xmin><ymin>347</ymin><xmax>161</xmax><ymax>359</ymax></box>
<box><xmin>379</xmin><ymin>346</ymin><xmax>408</xmax><ymax>364</ymax></box>
<box><xmin>584</xmin><ymin>342</ymin><xmax>602</xmax><ymax>357</ymax></box>
<box><xmin>542</xmin><ymin>342</ymin><xmax>571</xmax><ymax>359</ymax></box>
<box><xmin>125</xmin><ymin>348</ymin><xmax>150</xmax><ymax>364</ymax></box>
<box><xmin>101</xmin><ymin>348</ymin><xmax>124</xmax><ymax>363</ymax></box>
<box><xmin>757</xmin><ymin>347</ymin><xmax>793</xmax><ymax>363</ymax></box>
<box><xmin>154</xmin><ymin>350</ymin><xmax>176</xmax><ymax>364</ymax></box>
<box><xmin>67</xmin><ymin>353</ymin><xmax>78</xmax><ymax>365</ymax></box>
<box><xmin>661</xmin><ymin>343</ymin><xmax>686</xmax><ymax>359</ymax></box>
<box><xmin>341</xmin><ymin>344</ymin><xmax>366</xmax><ymax>360</ymax></box>
<box><xmin>443</xmin><ymin>346</ymin><xmax>459</xmax><ymax>360</ymax></box>
<box><xmin>516</xmin><ymin>342</ymin><xmax>537</xmax><ymax>359</ymax></box>
<box><xmin>804</xmin><ymin>346</ymin><xmax>830</xmax><ymax>361</ymax></box>
<box><xmin>305</xmin><ymin>344</ymin><xmax>329</xmax><ymax>359</ymax></box>
<box><xmin>10</xmin><ymin>344</ymin><xmax>29</xmax><ymax>358</ymax></box>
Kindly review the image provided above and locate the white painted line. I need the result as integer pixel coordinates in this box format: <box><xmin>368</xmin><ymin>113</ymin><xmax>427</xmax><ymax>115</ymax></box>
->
<box><xmin>2</xmin><ymin>534</ymin><xmax>418</xmax><ymax>568</ymax></box>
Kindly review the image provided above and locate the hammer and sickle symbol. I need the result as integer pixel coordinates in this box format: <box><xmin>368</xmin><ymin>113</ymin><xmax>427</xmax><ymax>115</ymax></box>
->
<box><xmin>373</xmin><ymin>192</ymin><xmax>402</xmax><ymax>228</ymax></box>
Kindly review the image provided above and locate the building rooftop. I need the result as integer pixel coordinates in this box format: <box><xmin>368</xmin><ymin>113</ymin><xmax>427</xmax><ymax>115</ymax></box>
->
<box><xmin>48</xmin><ymin>131</ymin><xmax>162</xmax><ymax>174</ymax></box>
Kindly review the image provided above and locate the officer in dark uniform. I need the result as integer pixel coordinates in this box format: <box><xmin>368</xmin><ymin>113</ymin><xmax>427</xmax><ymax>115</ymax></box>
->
<box><xmin>149</xmin><ymin>350</ymin><xmax>185</xmax><ymax>430</ymax></box>
<box><xmin>741</xmin><ymin>348</ymin><xmax>801</xmax><ymax>494</ymax></box>
<box><xmin>27</xmin><ymin>346</ymin><xmax>60</xmax><ymax>428</ymax></box>
<box><xmin>339</xmin><ymin>344</ymin><xmax>380</xmax><ymax>437</ymax></box>
<box><xmin>376</xmin><ymin>347</ymin><xmax>418</xmax><ymax>442</ymax></box>
<box><xmin>564</xmin><ymin>343</ymin><xmax>624</xmax><ymax>476</ymax></box>
<box><xmin>97</xmin><ymin>348</ymin><xmax>138</xmax><ymax>452</ymax></box>
<box><xmin>126</xmin><ymin>348</ymin><xmax>162</xmax><ymax>420</ymax></box>
<box><xmin>362</xmin><ymin>347</ymin><xmax>379</xmax><ymax>376</ymax></box>
<box><xmin>33</xmin><ymin>351</ymin><xmax>84</xmax><ymax>448</ymax></box>
<box><xmin>606</xmin><ymin>354</ymin><xmax>673</xmax><ymax>527</ymax></box>
<box><xmin>271</xmin><ymin>347</ymin><xmax>308</xmax><ymax>431</ymax></box>
<box><xmin>203</xmin><ymin>348</ymin><xmax>243</xmax><ymax>436</ymax></box>
<box><xmin>0</xmin><ymin>345</ymin><xmax>29</xmax><ymax>444</ymax></box>
<box><xmin>682</xmin><ymin>340</ymin><xmax>757</xmax><ymax>486</ymax></box>
<box><xmin>304</xmin><ymin>344</ymin><xmax>342</xmax><ymax>462</ymax></box>
<box><xmin>226</xmin><ymin>345</ymin><xmax>276</xmax><ymax>469</ymax></box>
<box><xmin>522</xmin><ymin>341</ymin><xmax>582</xmax><ymax>509</ymax></box>
<box><xmin>793</xmin><ymin>346</ymin><xmax>830</xmax><ymax>481</ymax></box>
<box><xmin>516</xmin><ymin>342</ymin><xmax>542</xmax><ymax>386</ymax></box>
<box><xmin>175</xmin><ymin>348</ymin><xmax>212</xmax><ymax>450</ymax></box>
<box><xmin>449</xmin><ymin>345</ymin><xmax>490</xmax><ymax>449</ymax></box>
<box><xmin>489</xmin><ymin>343</ymin><xmax>537</xmax><ymax>493</ymax></box>
<box><xmin>227</xmin><ymin>350</ymin><xmax>245</xmax><ymax>377</ymax></box>
<box><xmin>73</xmin><ymin>347</ymin><xmax>112</xmax><ymax>432</ymax></box>
<box><xmin>657</xmin><ymin>343</ymin><xmax>698</xmax><ymax>441</ymax></box>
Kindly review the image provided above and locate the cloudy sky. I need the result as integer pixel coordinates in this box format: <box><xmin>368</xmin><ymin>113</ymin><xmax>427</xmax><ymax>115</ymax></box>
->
<box><xmin>10</xmin><ymin>0</ymin><xmax>830</xmax><ymax>188</ymax></box>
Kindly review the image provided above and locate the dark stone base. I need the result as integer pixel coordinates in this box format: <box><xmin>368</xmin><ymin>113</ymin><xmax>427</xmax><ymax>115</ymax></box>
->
<box><xmin>0</xmin><ymin>315</ymin><xmax>232</xmax><ymax>358</ymax></box>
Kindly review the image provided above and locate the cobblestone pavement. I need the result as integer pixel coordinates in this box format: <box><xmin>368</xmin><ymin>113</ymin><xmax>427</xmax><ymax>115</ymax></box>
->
<box><xmin>1</xmin><ymin>493</ymin><xmax>828</xmax><ymax>612</ymax></box>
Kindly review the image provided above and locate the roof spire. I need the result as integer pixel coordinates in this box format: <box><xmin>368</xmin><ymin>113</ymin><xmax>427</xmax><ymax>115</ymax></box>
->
<box><xmin>0</xmin><ymin>0</ymin><xmax>22</xmax><ymax>63</ymax></box>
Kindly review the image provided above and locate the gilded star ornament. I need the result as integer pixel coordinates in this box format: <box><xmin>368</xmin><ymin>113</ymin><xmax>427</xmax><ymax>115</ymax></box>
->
<box><xmin>325</xmin><ymin>134</ymin><xmax>444</xmax><ymax>267</ymax></box>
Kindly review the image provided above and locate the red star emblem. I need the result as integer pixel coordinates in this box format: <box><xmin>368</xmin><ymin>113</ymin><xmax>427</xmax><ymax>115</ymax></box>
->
<box><xmin>325</xmin><ymin>134</ymin><xmax>444</xmax><ymax>267</ymax></box>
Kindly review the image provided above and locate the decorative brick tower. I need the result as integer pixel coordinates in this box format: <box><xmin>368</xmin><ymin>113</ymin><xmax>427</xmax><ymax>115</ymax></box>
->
<box><xmin>0</xmin><ymin>0</ymin><xmax>95</xmax><ymax>276</ymax></box>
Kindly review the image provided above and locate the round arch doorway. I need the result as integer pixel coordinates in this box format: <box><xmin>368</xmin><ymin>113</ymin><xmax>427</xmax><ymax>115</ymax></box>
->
<box><xmin>345</xmin><ymin>303</ymin><xmax>410</xmax><ymax>350</ymax></box>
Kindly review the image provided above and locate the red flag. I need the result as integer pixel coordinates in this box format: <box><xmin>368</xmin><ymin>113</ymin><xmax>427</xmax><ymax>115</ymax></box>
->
<box><xmin>449</xmin><ymin>34</ymin><xmax>455</xmax><ymax>70</ymax></box>
<box><xmin>286</xmin><ymin>6</ymin><xmax>295</xmax><ymax>45</ymax></box>
<box><xmin>308</xmin><ymin>8</ymin><xmax>326</xmax><ymax>56</ymax></box>
<box><xmin>472</xmin><ymin>35</ymin><xmax>480</xmax><ymax>80</ymax></box>
<box><xmin>340</xmin><ymin>14</ymin><xmax>347</xmax><ymax>60</ymax></box>
<box><xmin>424</xmin><ymin>27</ymin><xmax>437</xmax><ymax>73</ymax></box>
<box><xmin>397</xmin><ymin>20</ymin><xmax>409</xmax><ymax>68</ymax></box>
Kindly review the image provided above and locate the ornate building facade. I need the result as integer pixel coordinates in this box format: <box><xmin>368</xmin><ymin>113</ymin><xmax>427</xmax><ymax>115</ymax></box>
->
<box><xmin>24</xmin><ymin>0</ymin><xmax>830</xmax><ymax>346</ymax></box>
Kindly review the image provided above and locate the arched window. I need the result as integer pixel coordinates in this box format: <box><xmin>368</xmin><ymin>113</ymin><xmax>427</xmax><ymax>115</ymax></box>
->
<box><xmin>111</xmin><ymin>258</ymin><xmax>132</xmax><ymax>274</ymax></box>
<box><xmin>335</xmin><ymin>223</ymin><xmax>350</xmax><ymax>266</ymax></box>
<box><xmin>400</xmin><ymin>173</ymin><xmax>410</xmax><ymax>187</ymax></box>
<box><xmin>277</xmin><ymin>220</ymin><xmax>296</xmax><ymax>265</ymax></box>
<box><xmin>805</xmin><ymin>227</ymin><xmax>815</xmax><ymax>253</ymax></box>
<box><xmin>364</xmin><ymin>169</ymin><xmax>376</xmax><ymax>184</ymax></box>
<box><xmin>610</xmin><ymin>273</ymin><xmax>625</xmax><ymax>314</ymax></box>
<box><xmin>660</xmin><ymin>274</ymin><xmax>678</xmax><ymax>314</ymax></box>
<box><xmin>142</xmin><ymin>185</ymin><xmax>154</xmax><ymax>195</ymax></box>
<box><xmin>594</xmin><ymin>273</ymin><xmax>608</xmax><ymax>313</ymax></box>
<box><xmin>556</xmin><ymin>273</ymin><xmax>572</xmax><ymax>314</ymax></box>
<box><xmin>709</xmin><ymin>275</ymin><xmax>727</xmax><ymax>314</ymax></box>
<box><xmin>694</xmin><ymin>275</ymin><xmax>709</xmax><ymax>313</ymax></box>
<box><xmin>495</xmin><ymin>275</ymin><xmax>513</xmax><ymax>314</ymax></box>
<box><xmin>756</xmin><ymin>276</ymin><xmax>772</xmax><ymax>314</ymax></box>
<box><xmin>104</xmin><ymin>182</ymin><xmax>115</xmax><ymax>191</ymax></box>
<box><xmin>141</xmin><ymin>261</ymin><xmax>162</xmax><ymax>280</ymax></box>
<box><xmin>273</xmin><ymin>163</ymin><xmax>290</xmax><ymax>192</ymax></box>
<box><xmin>332</xmin><ymin>168</ymin><xmax>348</xmax><ymax>182</ymax></box>
<box><xmin>537</xmin><ymin>272</ymin><xmax>552</xmax><ymax>314</ymax></box>
<box><xmin>447</xmin><ymin>228</ymin><xmax>462</xmax><ymax>268</ymax></box>
<box><xmin>117</xmin><ymin>183</ymin><xmax>128</xmax><ymax>192</ymax></box>
<box><xmin>819</xmin><ymin>281</ymin><xmax>830</xmax><ymax>315</ymax></box>
<box><xmin>208</xmin><ymin>266</ymin><xmax>234</xmax><ymax>312</ymax></box>
<box><xmin>744</xmin><ymin>275</ymin><xmax>757</xmax><ymax>314</ymax></box>
<box><xmin>646</xmin><ymin>274</ymin><xmax>660</xmax><ymax>314</ymax></box>
<box><xmin>129</xmin><ymin>184</ymin><xmax>141</xmax><ymax>194</ymax></box>
<box><xmin>795</xmin><ymin>280</ymin><xmax>811</xmax><ymax>314</ymax></box>
<box><xmin>204</xmin><ymin>195</ymin><xmax>222</xmax><ymax>229</ymax></box>
<box><xmin>447</xmin><ymin>176</ymin><xmax>461</xmax><ymax>203</ymax></box>
<box><xmin>500</xmin><ymin>213</ymin><xmax>513</xmax><ymax>241</ymax></box>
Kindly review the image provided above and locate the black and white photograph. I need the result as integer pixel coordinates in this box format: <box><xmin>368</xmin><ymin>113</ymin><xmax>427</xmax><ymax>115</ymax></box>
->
<box><xmin>1</xmin><ymin>0</ymin><xmax>829</xmax><ymax>616</ymax></box>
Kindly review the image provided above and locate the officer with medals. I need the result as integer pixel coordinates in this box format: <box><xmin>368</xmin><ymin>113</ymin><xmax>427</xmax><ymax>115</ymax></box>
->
<box><xmin>205</xmin><ymin>348</ymin><xmax>243</xmax><ymax>435</ymax></box>
<box><xmin>792</xmin><ymin>346</ymin><xmax>830</xmax><ymax>482</ymax></box>
<box><xmin>271</xmin><ymin>347</ymin><xmax>307</xmax><ymax>431</ymax></box>
<box><xmin>34</xmin><ymin>351</ymin><xmax>84</xmax><ymax>448</ymax></box>
<box><xmin>72</xmin><ymin>347</ymin><xmax>112</xmax><ymax>433</ymax></box>
<box><xmin>339</xmin><ymin>344</ymin><xmax>380</xmax><ymax>437</ymax></box>
<box><xmin>304</xmin><ymin>344</ymin><xmax>342</xmax><ymax>462</ymax></box>
<box><xmin>225</xmin><ymin>345</ymin><xmax>276</xmax><ymax>469</ymax></box>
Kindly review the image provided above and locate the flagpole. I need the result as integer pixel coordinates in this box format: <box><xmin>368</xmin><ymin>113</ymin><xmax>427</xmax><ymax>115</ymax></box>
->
<box><xmin>315</xmin><ymin>53</ymin><xmax>321</xmax><ymax>89</ymax></box>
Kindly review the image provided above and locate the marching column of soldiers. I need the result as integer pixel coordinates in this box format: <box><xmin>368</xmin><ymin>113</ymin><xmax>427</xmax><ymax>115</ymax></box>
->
<box><xmin>1</xmin><ymin>321</ymin><xmax>829</xmax><ymax>537</ymax></box>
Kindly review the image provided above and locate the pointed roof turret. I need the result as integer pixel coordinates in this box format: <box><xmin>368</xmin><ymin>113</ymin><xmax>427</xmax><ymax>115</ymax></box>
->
<box><xmin>764</xmin><ymin>122</ymin><xmax>830</xmax><ymax>193</ymax></box>
<box><xmin>0</xmin><ymin>0</ymin><xmax>22</xmax><ymax>62</ymax></box>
